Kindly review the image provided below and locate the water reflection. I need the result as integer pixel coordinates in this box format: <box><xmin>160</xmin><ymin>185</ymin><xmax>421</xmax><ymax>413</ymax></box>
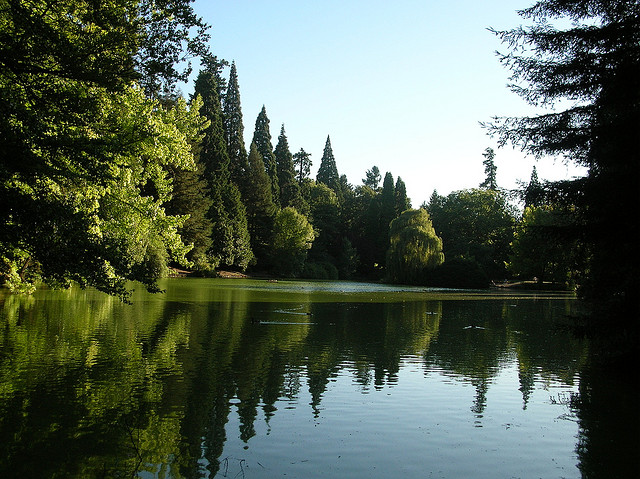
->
<box><xmin>0</xmin><ymin>280</ymin><xmax>637</xmax><ymax>478</ymax></box>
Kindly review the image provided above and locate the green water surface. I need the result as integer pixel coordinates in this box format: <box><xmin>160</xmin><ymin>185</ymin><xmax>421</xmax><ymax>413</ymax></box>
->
<box><xmin>0</xmin><ymin>279</ymin><xmax>637</xmax><ymax>478</ymax></box>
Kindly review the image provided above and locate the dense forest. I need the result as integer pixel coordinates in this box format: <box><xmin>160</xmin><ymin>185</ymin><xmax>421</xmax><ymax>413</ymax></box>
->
<box><xmin>1</xmin><ymin>1</ymin><xmax>638</xmax><ymax>336</ymax></box>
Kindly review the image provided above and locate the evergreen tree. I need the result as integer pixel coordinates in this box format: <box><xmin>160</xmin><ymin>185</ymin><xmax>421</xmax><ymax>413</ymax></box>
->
<box><xmin>165</xmin><ymin>158</ymin><xmax>214</xmax><ymax>272</ymax></box>
<box><xmin>293</xmin><ymin>148</ymin><xmax>313</xmax><ymax>183</ymax></box>
<box><xmin>380</xmin><ymin>172</ymin><xmax>397</xmax><ymax>230</ymax></box>
<box><xmin>486</xmin><ymin>0</ymin><xmax>640</xmax><ymax>319</ymax></box>
<box><xmin>245</xmin><ymin>142</ymin><xmax>277</xmax><ymax>267</ymax></box>
<box><xmin>394</xmin><ymin>177</ymin><xmax>411</xmax><ymax>215</ymax></box>
<box><xmin>479</xmin><ymin>147</ymin><xmax>498</xmax><ymax>190</ymax></box>
<box><xmin>194</xmin><ymin>67</ymin><xmax>253</xmax><ymax>270</ymax></box>
<box><xmin>274</xmin><ymin>125</ymin><xmax>307</xmax><ymax>213</ymax></box>
<box><xmin>524</xmin><ymin>166</ymin><xmax>545</xmax><ymax>208</ymax></box>
<box><xmin>316</xmin><ymin>135</ymin><xmax>341</xmax><ymax>195</ymax></box>
<box><xmin>363</xmin><ymin>166</ymin><xmax>381</xmax><ymax>190</ymax></box>
<box><xmin>252</xmin><ymin>106</ymin><xmax>279</xmax><ymax>206</ymax></box>
<box><xmin>223</xmin><ymin>61</ymin><xmax>248</xmax><ymax>192</ymax></box>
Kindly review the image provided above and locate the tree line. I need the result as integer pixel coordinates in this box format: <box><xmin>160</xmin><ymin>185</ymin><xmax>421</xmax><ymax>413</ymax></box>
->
<box><xmin>1</xmin><ymin>0</ymin><xmax>638</xmax><ymax>337</ymax></box>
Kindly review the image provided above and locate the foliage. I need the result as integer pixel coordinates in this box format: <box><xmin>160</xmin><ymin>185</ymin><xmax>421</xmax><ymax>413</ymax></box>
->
<box><xmin>363</xmin><ymin>166</ymin><xmax>381</xmax><ymax>191</ymax></box>
<box><xmin>386</xmin><ymin>209</ymin><xmax>444</xmax><ymax>285</ymax></box>
<box><xmin>223</xmin><ymin>61</ymin><xmax>248</xmax><ymax>191</ymax></box>
<box><xmin>485</xmin><ymin>0</ymin><xmax>640</xmax><ymax>317</ymax></box>
<box><xmin>394</xmin><ymin>176</ymin><xmax>411</xmax><ymax>215</ymax></box>
<box><xmin>316</xmin><ymin>136</ymin><xmax>341</xmax><ymax>197</ymax></box>
<box><xmin>427</xmin><ymin>189</ymin><xmax>516</xmax><ymax>280</ymax></box>
<box><xmin>274</xmin><ymin>125</ymin><xmax>307</xmax><ymax>213</ymax></box>
<box><xmin>293</xmin><ymin>148</ymin><xmax>313</xmax><ymax>183</ymax></box>
<box><xmin>270</xmin><ymin>207</ymin><xmax>315</xmax><ymax>277</ymax></box>
<box><xmin>426</xmin><ymin>258</ymin><xmax>490</xmax><ymax>289</ymax></box>
<box><xmin>252</xmin><ymin>106</ymin><xmax>279</xmax><ymax>206</ymax></box>
<box><xmin>509</xmin><ymin>205</ymin><xmax>578</xmax><ymax>285</ymax></box>
<box><xmin>193</xmin><ymin>66</ymin><xmax>253</xmax><ymax>271</ymax></box>
<box><xmin>479</xmin><ymin>147</ymin><xmax>498</xmax><ymax>190</ymax></box>
<box><xmin>244</xmin><ymin>142</ymin><xmax>277</xmax><ymax>268</ymax></box>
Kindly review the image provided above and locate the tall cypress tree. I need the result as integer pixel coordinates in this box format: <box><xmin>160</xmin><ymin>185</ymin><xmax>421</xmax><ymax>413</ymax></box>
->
<box><xmin>245</xmin><ymin>142</ymin><xmax>277</xmax><ymax>267</ymax></box>
<box><xmin>274</xmin><ymin>125</ymin><xmax>306</xmax><ymax>213</ymax></box>
<box><xmin>380</xmin><ymin>172</ymin><xmax>396</xmax><ymax>229</ymax></box>
<box><xmin>252</xmin><ymin>106</ymin><xmax>279</xmax><ymax>207</ymax></box>
<box><xmin>194</xmin><ymin>67</ymin><xmax>253</xmax><ymax>270</ymax></box>
<box><xmin>394</xmin><ymin>176</ymin><xmax>411</xmax><ymax>215</ymax></box>
<box><xmin>316</xmin><ymin>135</ymin><xmax>341</xmax><ymax>195</ymax></box>
<box><xmin>223</xmin><ymin>61</ymin><xmax>248</xmax><ymax>192</ymax></box>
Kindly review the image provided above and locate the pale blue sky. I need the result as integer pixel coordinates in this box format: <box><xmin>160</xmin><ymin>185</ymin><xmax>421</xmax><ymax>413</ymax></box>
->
<box><xmin>190</xmin><ymin>0</ymin><xmax>585</xmax><ymax>206</ymax></box>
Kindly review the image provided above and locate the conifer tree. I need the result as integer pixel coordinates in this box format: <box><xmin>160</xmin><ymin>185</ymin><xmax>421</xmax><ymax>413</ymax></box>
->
<box><xmin>223</xmin><ymin>61</ymin><xmax>248</xmax><ymax>192</ymax></box>
<box><xmin>363</xmin><ymin>166</ymin><xmax>381</xmax><ymax>190</ymax></box>
<box><xmin>316</xmin><ymin>135</ymin><xmax>341</xmax><ymax>195</ymax></box>
<box><xmin>479</xmin><ymin>147</ymin><xmax>498</xmax><ymax>190</ymax></box>
<box><xmin>194</xmin><ymin>67</ymin><xmax>253</xmax><ymax>270</ymax></box>
<box><xmin>252</xmin><ymin>106</ymin><xmax>279</xmax><ymax>206</ymax></box>
<box><xmin>274</xmin><ymin>125</ymin><xmax>307</xmax><ymax>213</ymax></box>
<box><xmin>524</xmin><ymin>166</ymin><xmax>544</xmax><ymax>208</ymax></box>
<box><xmin>394</xmin><ymin>177</ymin><xmax>411</xmax><ymax>215</ymax></box>
<box><xmin>380</xmin><ymin>172</ymin><xmax>397</xmax><ymax>229</ymax></box>
<box><xmin>293</xmin><ymin>148</ymin><xmax>313</xmax><ymax>183</ymax></box>
<box><xmin>245</xmin><ymin>142</ymin><xmax>277</xmax><ymax>267</ymax></box>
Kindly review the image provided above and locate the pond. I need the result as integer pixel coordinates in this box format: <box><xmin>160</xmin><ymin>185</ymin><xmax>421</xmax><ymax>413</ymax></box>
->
<box><xmin>0</xmin><ymin>279</ymin><xmax>638</xmax><ymax>478</ymax></box>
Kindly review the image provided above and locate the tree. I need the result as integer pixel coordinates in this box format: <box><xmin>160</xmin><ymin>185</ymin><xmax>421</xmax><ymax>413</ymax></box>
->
<box><xmin>223</xmin><ymin>61</ymin><xmax>248</xmax><ymax>191</ymax></box>
<box><xmin>270</xmin><ymin>207</ymin><xmax>315</xmax><ymax>277</ymax></box>
<box><xmin>524</xmin><ymin>166</ymin><xmax>545</xmax><ymax>208</ymax></box>
<box><xmin>363</xmin><ymin>166</ymin><xmax>381</xmax><ymax>191</ymax></box>
<box><xmin>194</xmin><ymin>67</ymin><xmax>253</xmax><ymax>271</ymax></box>
<box><xmin>479</xmin><ymin>147</ymin><xmax>498</xmax><ymax>190</ymax></box>
<box><xmin>274</xmin><ymin>125</ymin><xmax>306</xmax><ymax>213</ymax></box>
<box><xmin>386</xmin><ymin>209</ymin><xmax>444</xmax><ymax>285</ymax></box>
<box><xmin>485</xmin><ymin>0</ymin><xmax>640</xmax><ymax>318</ymax></box>
<box><xmin>394</xmin><ymin>177</ymin><xmax>411</xmax><ymax>215</ymax></box>
<box><xmin>316</xmin><ymin>135</ymin><xmax>341</xmax><ymax>195</ymax></box>
<box><xmin>252</xmin><ymin>106</ymin><xmax>279</xmax><ymax>206</ymax></box>
<box><xmin>0</xmin><ymin>1</ymin><xmax>208</xmax><ymax>299</ymax></box>
<box><xmin>293</xmin><ymin>148</ymin><xmax>313</xmax><ymax>183</ymax></box>
<box><xmin>427</xmin><ymin>189</ymin><xmax>516</xmax><ymax>280</ymax></box>
<box><xmin>509</xmin><ymin>205</ymin><xmax>577</xmax><ymax>285</ymax></box>
<box><xmin>380</xmin><ymin>172</ymin><xmax>396</xmax><ymax>230</ymax></box>
<box><xmin>244</xmin><ymin>142</ymin><xmax>277</xmax><ymax>267</ymax></box>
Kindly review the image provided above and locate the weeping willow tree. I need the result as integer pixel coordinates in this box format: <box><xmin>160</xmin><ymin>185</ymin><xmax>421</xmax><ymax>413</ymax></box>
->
<box><xmin>386</xmin><ymin>209</ymin><xmax>444</xmax><ymax>285</ymax></box>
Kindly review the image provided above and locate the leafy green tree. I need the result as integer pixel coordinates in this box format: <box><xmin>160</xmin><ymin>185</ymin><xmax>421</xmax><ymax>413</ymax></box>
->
<box><xmin>274</xmin><ymin>125</ymin><xmax>307</xmax><ymax>213</ymax></box>
<box><xmin>316</xmin><ymin>135</ymin><xmax>341</xmax><ymax>196</ymax></box>
<box><xmin>293</xmin><ymin>148</ymin><xmax>313</xmax><ymax>183</ymax></box>
<box><xmin>304</xmin><ymin>181</ymin><xmax>341</xmax><ymax>274</ymax></box>
<box><xmin>252</xmin><ymin>106</ymin><xmax>279</xmax><ymax>206</ymax></box>
<box><xmin>479</xmin><ymin>147</ymin><xmax>498</xmax><ymax>190</ymax></box>
<box><xmin>270</xmin><ymin>207</ymin><xmax>315</xmax><ymax>276</ymax></box>
<box><xmin>363</xmin><ymin>166</ymin><xmax>381</xmax><ymax>191</ymax></box>
<box><xmin>223</xmin><ymin>61</ymin><xmax>248</xmax><ymax>191</ymax></box>
<box><xmin>386</xmin><ymin>209</ymin><xmax>444</xmax><ymax>285</ymax></box>
<box><xmin>244</xmin><ymin>142</ymin><xmax>277</xmax><ymax>268</ymax></box>
<box><xmin>136</xmin><ymin>0</ymin><xmax>212</xmax><ymax>98</ymax></box>
<box><xmin>394</xmin><ymin>177</ymin><xmax>411</xmax><ymax>215</ymax></box>
<box><xmin>485</xmin><ymin>0</ymin><xmax>639</xmax><ymax>316</ymax></box>
<box><xmin>427</xmin><ymin>189</ymin><xmax>516</xmax><ymax>280</ymax></box>
<box><xmin>509</xmin><ymin>206</ymin><xmax>577</xmax><ymax>285</ymax></box>
<box><xmin>0</xmin><ymin>1</ymin><xmax>209</xmax><ymax>298</ymax></box>
<box><xmin>194</xmin><ymin>67</ymin><xmax>253</xmax><ymax>271</ymax></box>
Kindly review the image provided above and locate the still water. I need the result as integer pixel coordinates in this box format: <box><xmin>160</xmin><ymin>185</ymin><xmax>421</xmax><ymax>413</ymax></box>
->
<box><xmin>0</xmin><ymin>279</ymin><xmax>637</xmax><ymax>478</ymax></box>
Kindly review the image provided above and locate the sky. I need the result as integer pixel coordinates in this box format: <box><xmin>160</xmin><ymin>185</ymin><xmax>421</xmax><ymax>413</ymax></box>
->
<box><xmin>188</xmin><ymin>0</ymin><xmax>587</xmax><ymax>207</ymax></box>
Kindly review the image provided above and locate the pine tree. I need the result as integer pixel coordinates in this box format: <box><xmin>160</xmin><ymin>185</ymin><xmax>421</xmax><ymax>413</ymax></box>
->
<box><xmin>274</xmin><ymin>125</ymin><xmax>306</xmax><ymax>213</ymax></box>
<box><xmin>252</xmin><ymin>106</ymin><xmax>279</xmax><ymax>206</ymax></box>
<box><xmin>524</xmin><ymin>166</ymin><xmax>545</xmax><ymax>208</ymax></box>
<box><xmin>223</xmin><ymin>61</ymin><xmax>248</xmax><ymax>192</ymax></box>
<box><xmin>394</xmin><ymin>177</ymin><xmax>411</xmax><ymax>215</ymax></box>
<box><xmin>194</xmin><ymin>67</ymin><xmax>253</xmax><ymax>270</ymax></box>
<box><xmin>486</xmin><ymin>0</ymin><xmax>640</xmax><ymax>317</ymax></box>
<box><xmin>245</xmin><ymin>142</ymin><xmax>277</xmax><ymax>267</ymax></box>
<box><xmin>293</xmin><ymin>148</ymin><xmax>312</xmax><ymax>183</ymax></box>
<box><xmin>479</xmin><ymin>147</ymin><xmax>498</xmax><ymax>190</ymax></box>
<box><xmin>363</xmin><ymin>166</ymin><xmax>381</xmax><ymax>190</ymax></box>
<box><xmin>316</xmin><ymin>135</ymin><xmax>341</xmax><ymax>195</ymax></box>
